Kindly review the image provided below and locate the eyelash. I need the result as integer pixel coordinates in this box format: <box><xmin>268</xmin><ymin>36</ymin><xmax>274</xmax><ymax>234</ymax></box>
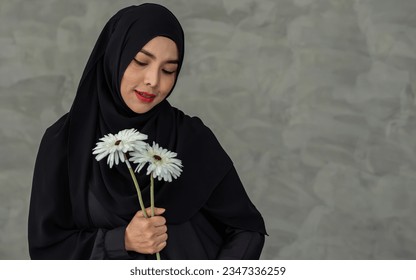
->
<box><xmin>134</xmin><ymin>59</ymin><xmax>147</xmax><ymax>66</ymax></box>
<box><xmin>133</xmin><ymin>58</ymin><xmax>176</xmax><ymax>75</ymax></box>
<box><xmin>162</xmin><ymin>69</ymin><xmax>176</xmax><ymax>75</ymax></box>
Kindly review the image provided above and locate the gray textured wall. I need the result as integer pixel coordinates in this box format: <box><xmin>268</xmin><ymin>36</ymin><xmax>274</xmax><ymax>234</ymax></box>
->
<box><xmin>1</xmin><ymin>0</ymin><xmax>416</xmax><ymax>259</ymax></box>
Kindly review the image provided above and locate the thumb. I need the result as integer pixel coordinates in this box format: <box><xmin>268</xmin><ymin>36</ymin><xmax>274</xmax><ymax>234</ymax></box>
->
<box><xmin>142</xmin><ymin>207</ymin><xmax>166</xmax><ymax>217</ymax></box>
<box><xmin>152</xmin><ymin>207</ymin><xmax>166</xmax><ymax>216</ymax></box>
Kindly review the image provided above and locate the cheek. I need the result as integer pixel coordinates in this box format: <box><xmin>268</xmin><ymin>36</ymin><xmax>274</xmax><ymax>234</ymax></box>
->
<box><xmin>120</xmin><ymin>69</ymin><xmax>137</xmax><ymax>94</ymax></box>
<box><xmin>160</xmin><ymin>76</ymin><xmax>176</xmax><ymax>96</ymax></box>
<box><xmin>120</xmin><ymin>78</ymin><xmax>131</xmax><ymax>102</ymax></box>
<box><xmin>120</xmin><ymin>79</ymin><xmax>126</xmax><ymax>98</ymax></box>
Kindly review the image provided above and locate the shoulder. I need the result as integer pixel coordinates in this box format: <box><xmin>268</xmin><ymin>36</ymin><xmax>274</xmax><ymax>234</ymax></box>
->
<box><xmin>42</xmin><ymin>113</ymin><xmax>69</xmax><ymax>139</ymax></box>
<box><xmin>171</xmin><ymin>107</ymin><xmax>212</xmax><ymax>135</ymax></box>
<box><xmin>45</xmin><ymin>113</ymin><xmax>69</xmax><ymax>134</ymax></box>
<box><xmin>38</xmin><ymin>113</ymin><xmax>70</xmax><ymax>153</ymax></box>
<box><xmin>34</xmin><ymin>114</ymin><xmax>70</xmax><ymax>177</ymax></box>
<box><xmin>171</xmin><ymin>107</ymin><xmax>231</xmax><ymax>158</ymax></box>
<box><xmin>172</xmin><ymin>107</ymin><xmax>209</xmax><ymax>129</ymax></box>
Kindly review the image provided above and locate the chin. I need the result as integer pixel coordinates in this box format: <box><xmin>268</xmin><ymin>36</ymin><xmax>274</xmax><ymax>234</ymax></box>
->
<box><xmin>132</xmin><ymin>106</ymin><xmax>152</xmax><ymax>114</ymax></box>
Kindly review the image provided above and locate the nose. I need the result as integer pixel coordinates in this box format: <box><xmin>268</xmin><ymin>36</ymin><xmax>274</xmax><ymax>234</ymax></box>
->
<box><xmin>144</xmin><ymin>66</ymin><xmax>159</xmax><ymax>88</ymax></box>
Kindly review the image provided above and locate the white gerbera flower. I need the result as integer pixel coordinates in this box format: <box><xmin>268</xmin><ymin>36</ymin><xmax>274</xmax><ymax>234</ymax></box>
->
<box><xmin>130</xmin><ymin>142</ymin><xmax>183</xmax><ymax>182</ymax></box>
<box><xmin>130</xmin><ymin>142</ymin><xmax>183</xmax><ymax>261</ymax></box>
<box><xmin>92</xmin><ymin>128</ymin><xmax>148</xmax><ymax>168</ymax></box>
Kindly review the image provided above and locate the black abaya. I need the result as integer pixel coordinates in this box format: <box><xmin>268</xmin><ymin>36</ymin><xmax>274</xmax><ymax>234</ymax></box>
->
<box><xmin>28</xmin><ymin>3</ymin><xmax>266</xmax><ymax>260</ymax></box>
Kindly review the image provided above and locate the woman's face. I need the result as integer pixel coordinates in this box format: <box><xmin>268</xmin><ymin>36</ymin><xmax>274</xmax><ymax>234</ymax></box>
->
<box><xmin>120</xmin><ymin>36</ymin><xmax>179</xmax><ymax>114</ymax></box>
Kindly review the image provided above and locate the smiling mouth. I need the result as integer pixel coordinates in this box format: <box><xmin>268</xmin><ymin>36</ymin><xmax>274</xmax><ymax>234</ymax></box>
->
<box><xmin>135</xmin><ymin>90</ymin><xmax>156</xmax><ymax>103</ymax></box>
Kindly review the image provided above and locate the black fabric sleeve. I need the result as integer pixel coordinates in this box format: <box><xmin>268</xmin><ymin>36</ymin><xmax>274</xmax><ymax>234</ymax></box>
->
<box><xmin>89</xmin><ymin>227</ymin><xmax>133</xmax><ymax>259</ymax></box>
<box><xmin>28</xmin><ymin>121</ymin><xmax>132</xmax><ymax>259</ymax></box>
<box><xmin>202</xmin><ymin>166</ymin><xmax>267</xmax><ymax>260</ymax></box>
<box><xmin>216</xmin><ymin>228</ymin><xmax>265</xmax><ymax>260</ymax></box>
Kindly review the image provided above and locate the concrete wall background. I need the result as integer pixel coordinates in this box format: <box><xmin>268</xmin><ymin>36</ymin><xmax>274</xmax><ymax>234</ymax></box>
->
<box><xmin>1</xmin><ymin>0</ymin><xmax>416</xmax><ymax>259</ymax></box>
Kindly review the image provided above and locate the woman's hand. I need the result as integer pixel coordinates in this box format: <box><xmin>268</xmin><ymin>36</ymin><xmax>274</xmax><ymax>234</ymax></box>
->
<box><xmin>125</xmin><ymin>207</ymin><xmax>167</xmax><ymax>254</ymax></box>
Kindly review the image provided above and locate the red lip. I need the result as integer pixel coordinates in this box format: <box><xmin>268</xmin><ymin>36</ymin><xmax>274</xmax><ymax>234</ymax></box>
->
<box><xmin>135</xmin><ymin>90</ymin><xmax>156</xmax><ymax>103</ymax></box>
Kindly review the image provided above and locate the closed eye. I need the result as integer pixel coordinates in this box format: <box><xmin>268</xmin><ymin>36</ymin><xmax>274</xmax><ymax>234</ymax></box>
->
<box><xmin>133</xmin><ymin>58</ymin><xmax>147</xmax><ymax>66</ymax></box>
<box><xmin>162</xmin><ymin>69</ymin><xmax>176</xmax><ymax>75</ymax></box>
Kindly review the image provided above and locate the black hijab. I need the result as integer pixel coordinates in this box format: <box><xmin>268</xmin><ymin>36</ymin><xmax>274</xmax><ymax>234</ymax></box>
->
<box><xmin>31</xmin><ymin>4</ymin><xmax>266</xmax><ymax>254</ymax></box>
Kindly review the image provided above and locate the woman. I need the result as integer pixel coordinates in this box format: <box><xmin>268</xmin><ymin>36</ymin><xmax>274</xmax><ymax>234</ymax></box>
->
<box><xmin>28</xmin><ymin>3</ymin><xmax>266</xmax><ymax>260</ymax></box>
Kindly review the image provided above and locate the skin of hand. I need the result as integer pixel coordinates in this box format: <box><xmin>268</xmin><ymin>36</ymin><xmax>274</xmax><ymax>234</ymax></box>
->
<box><xmin>125</xmin><ymin>207</ymin><xmax>168</xmax><ymax>254</ymax></box>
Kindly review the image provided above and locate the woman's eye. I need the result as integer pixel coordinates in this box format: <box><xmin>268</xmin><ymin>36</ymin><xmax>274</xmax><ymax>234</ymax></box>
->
<box><xmin>162</xmin><ymin>69</ymin><xmax>176</xmax><ymax>75</ymax></box>
<box><xmin>133</xmin><ymin>58</ymin><xmax>147</xmax><ymax>66</ymax></box>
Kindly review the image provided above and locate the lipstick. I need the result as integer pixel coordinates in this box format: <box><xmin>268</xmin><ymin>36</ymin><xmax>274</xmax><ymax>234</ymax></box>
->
<box><xmin>135</xmin><ymin>90</ymin><xmax>156</xmax><ymax>103</ymax></box>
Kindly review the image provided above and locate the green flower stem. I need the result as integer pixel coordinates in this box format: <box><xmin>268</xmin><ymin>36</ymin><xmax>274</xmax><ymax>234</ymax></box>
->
<box><xmin>150</xmin><ymin>175</ymin><xmax>155</xmax><ymax>217</ymax></box>
<box><xmin>150</xmin><ymin>174</ymin><xmax>161</xmax><ymax>260</ymax></box>
<box><xmin>125</xmin><ymin>155</ymin><xmax>148</xmax><ymax>218</ymax></box>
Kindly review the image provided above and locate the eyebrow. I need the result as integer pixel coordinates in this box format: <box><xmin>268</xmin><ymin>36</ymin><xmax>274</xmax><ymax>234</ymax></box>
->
<box><xmin>139</xmin><ymin>49</ymin><xmax>179</xmax><ymax>64</ymax></box>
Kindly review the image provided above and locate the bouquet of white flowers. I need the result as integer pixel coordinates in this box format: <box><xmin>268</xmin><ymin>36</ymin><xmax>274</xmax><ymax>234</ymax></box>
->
<box><xmin>92</xmin><ymin>128</ymin><xmax>183</xmax><ymax>260</ymax></box>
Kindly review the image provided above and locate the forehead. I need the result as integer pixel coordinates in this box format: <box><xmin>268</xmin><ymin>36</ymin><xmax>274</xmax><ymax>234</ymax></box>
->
<box><xmin>139</xmin><ymin>36</ymin><xmax>178</xmax><ymax>59</ymax></box>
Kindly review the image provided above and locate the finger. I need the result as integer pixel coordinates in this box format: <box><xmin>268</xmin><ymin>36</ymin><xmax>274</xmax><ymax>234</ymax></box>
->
<box><xmin>156</xmin><ymin>241</ymin><xmax>167</xmax><ymax>252</ymax></box>
<box><xmin>134</xmin><ymin>210</ymin><xmax>148</xmax><ymax>218</ymax></box>
<box><xmin>147</xmin><ymin>207</ymin><xmax>166</xmax><ymax>216</ymax></box>
<box><xmin>154</xmin><ymin>225</ymin><xmax>167</xmax><ymax>235</ymax></box>
<box><xmin>157</xmin><ymin>232</ymin><xmax>168</xmax><ymax>242</ymax></box>
<box><xmin>150</xmin><ymin>239</ymin><xmax>167</xmax><ymax>254</ymax></box>
<box><xmin>150</xmin><ymin>216</ymin><xmax>166</xmax><ymax>226</ymax></box>
<box><xmin>144</xmin><ymin>234</ymin><xmax>168</xmax><ymax>253</ymax></box>
<box><xmin>139</xmin><ymin>207</ymin><xmax>165</xmax><ymax>217</ymax></box>
<box><xmin>135</xmin><ymin>208</ymin><xmax>166</xmax><ymax>219</ymax></box>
